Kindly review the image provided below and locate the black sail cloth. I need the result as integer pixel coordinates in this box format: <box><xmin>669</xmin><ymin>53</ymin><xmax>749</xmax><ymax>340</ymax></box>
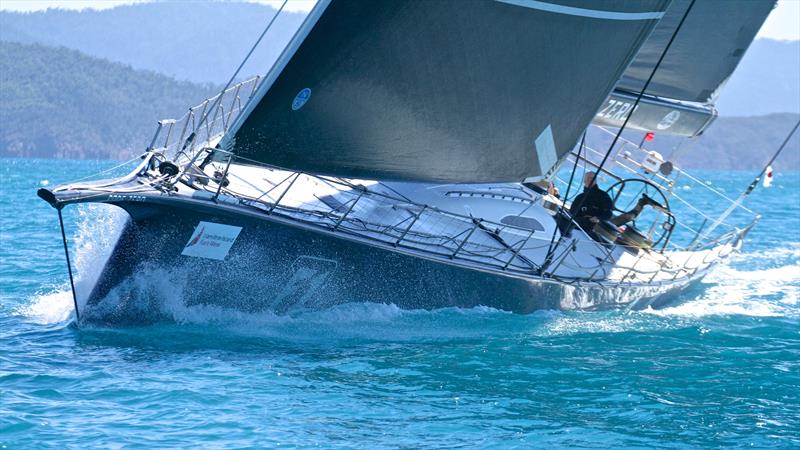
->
<box><xmin>618</xmin><ymin>0</ymin><xmax>775</xmax><ymax>104</ymax></box>
<box><xmin>595</xmin><ymin>0</ymin><xmax>776</xmax><ymax>136</ymax></box>
<box><xmin>222</xmin><ymin>0</ymin><xmax>669</xmax><ymax>183</ymax></box>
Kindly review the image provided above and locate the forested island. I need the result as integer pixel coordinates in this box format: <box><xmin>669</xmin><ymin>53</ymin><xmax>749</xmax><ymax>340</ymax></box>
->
<box><xmin>0</xmin><ymin>41</ymin><xmax>217</xmax><ymax>160</ymax></box>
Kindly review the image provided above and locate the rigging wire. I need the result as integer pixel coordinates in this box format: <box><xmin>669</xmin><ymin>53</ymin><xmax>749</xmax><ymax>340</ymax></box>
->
<box><xmin>540</xmin><ymin>131</ymin><xmax>585</xmax><ymax>274</ymax></box>
<box><xmin>743</xmin><ymin>117</ymin><xmax>800</xmax><ymax>196</ymax></box>
<box><xmin>183</xmin><ymin>0</ymin><xmax>288</xmax><ymax>153</ymax></box>
<box><xmin>569</xmin><ymin>0</ymin><xmax>697</xmax><ymax>219</ymax></box>
<box><xmin>667</xmin><ymin>133</ymin><xmax>690</xmax><ymax>164</ymax></box>
<box><xmin>57</xmin><ymin>208</ymin><xmax>80</xmax><ymax>322</ymax></box>
<box><xmin>538</xmin><ymin>0</ymin><xmax>696</xmax><ymax>273</ymax></box>
<box><xmin>693</xmin><ymin>117</ymin><xmax>800</xmax><ymax>245</ymax></box>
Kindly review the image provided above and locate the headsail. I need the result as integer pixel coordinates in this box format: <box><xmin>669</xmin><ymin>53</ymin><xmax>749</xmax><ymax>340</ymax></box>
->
<box><xmin>222</xmin><ymin>0</ymin><xmax>669</xmax><ymax>183</ymax></box>
<box><xmin>594</xmin><ymin>0</ymin><xmax>776</xmax><ymax>136</ymax></box>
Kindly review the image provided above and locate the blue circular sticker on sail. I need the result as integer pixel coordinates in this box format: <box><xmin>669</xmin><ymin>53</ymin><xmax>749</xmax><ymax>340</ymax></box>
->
<box><xmin>292</xmin><ymin>88</ymin><xmax>311</xmax><ymax>111</ymax></box>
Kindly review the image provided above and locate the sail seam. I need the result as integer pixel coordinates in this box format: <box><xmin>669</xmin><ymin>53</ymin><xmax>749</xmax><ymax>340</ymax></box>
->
<box><xmin>495</xmin><ymin>0</ymin><xmax>664</xmax><ymax>21</ymax></box>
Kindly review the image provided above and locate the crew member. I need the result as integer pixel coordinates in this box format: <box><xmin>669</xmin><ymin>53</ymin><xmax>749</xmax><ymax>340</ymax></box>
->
<box><xmin>568</xmin><ymin>173</ymin><xmax>613</xmax><ymax>234</ymax></box>
<box><xmin>566</xmin><ymin>172</ymin><xmax>664</xmax><ymax>239</ymax></box>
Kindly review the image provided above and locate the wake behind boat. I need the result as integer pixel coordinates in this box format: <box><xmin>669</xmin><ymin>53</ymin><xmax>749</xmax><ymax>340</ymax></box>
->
<box><xmin>37</xmin><ymin>0</ymin><xmax>778</xmax><ymax>321</ymax></box>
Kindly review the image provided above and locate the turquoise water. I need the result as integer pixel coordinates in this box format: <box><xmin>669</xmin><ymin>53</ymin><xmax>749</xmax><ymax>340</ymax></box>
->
<box><xmin>1</xmin><ymin>158</ymin><xmax>798</xmax><ymax>448</ymax></box>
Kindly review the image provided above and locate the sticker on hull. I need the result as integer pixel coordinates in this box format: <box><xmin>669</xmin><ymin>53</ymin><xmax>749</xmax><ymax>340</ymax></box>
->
<box><xmin>181</xmin><ymin>221</ymin><xmax>242</xmax><ymax>261</ymax></box>
<box><xmin>270</xmin><ymin>256</ymin><xmax>338</xmax><ymax>311</ymax></box>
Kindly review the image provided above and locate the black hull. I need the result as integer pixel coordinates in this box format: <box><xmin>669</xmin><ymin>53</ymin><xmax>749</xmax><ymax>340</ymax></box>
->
<box><xmin>74</xmin><ymin>195</ymin><xmax>701</xmax><ymax>320</ymax></box>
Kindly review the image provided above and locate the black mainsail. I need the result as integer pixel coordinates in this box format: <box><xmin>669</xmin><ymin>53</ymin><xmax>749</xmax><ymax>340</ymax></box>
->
<box><xmin>594</xmin><ymin>0</ymin><xmax>776</xmax><ymax>136</ymax></box>
<box><xmin>221</xmin><ymin>0</ymin><xmax>669</xmax><ymax>183</ymax></box>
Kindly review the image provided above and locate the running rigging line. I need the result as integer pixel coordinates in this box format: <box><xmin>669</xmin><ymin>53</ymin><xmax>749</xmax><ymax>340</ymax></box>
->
<box><xmin>694</xmin><ymin>117</ymin><xmax>800</xmax><ymax>245</ymax></box>
<box><xmin>182</xmin><ymin>0</ymin><xmax>289</xmax><ymax>155</ymax></box>
<box><xmin>587</xmin><ymin>0</ymin><xmax>697</xmax><ymax>183</ymax></box>
<box><xmin>540</xmin><ymin>0</ymin><xmax>697</xmax><ymax>273</ymax></box>
<box><xmin>744</xmin><ymin>118</ymin><xmax>800</xmax><ymax>197</ymax></box>
<box><xmin>540</xmin><ymin>131</ymin><xmax>585</xmax><ymax>275</ymax></box>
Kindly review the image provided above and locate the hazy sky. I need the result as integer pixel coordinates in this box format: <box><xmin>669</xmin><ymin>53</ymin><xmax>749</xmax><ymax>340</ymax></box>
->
<box><xmin>0</xmin><ymin>0</ymin><xmax>318</xmax><ymax>13</ymax></box>
<box><xmin>1</xmin><ymin>0</ymin><xmax>798</xmax><ymax>40</ymax></box>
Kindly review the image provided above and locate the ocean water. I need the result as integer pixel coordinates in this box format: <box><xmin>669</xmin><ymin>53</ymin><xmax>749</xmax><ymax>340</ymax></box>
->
<box><xmin>1</xmin><ymin>158</ymin><xmax>798</xmax><ymax>448</ymax></box>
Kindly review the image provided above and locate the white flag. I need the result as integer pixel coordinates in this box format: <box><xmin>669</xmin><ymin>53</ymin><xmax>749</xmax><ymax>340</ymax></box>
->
<box><xmin>763</xmin><ymin>165</ymin><xmax>773</xmax><ymax>188</ymax></box>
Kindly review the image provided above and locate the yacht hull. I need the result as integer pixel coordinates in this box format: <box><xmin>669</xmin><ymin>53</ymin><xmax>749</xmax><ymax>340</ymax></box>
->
<box><xmin>76</xmin><ymin>195</ymin><xmax>701</xmax><ymax>321</ymax></box>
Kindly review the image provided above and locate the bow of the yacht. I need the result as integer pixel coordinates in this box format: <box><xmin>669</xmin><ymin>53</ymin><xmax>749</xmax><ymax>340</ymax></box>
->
<box><xmin>37</xmin><ymin>131</ymin><xmax>756</xmax><ymax>320</ymax></box>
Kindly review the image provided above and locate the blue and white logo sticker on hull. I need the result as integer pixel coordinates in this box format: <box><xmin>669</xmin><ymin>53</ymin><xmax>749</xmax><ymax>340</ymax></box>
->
<box><xmin>291</xmin><ymin>88</ymin><xmax>311</xmax><ymax>111</ymax></box>
<box><xmin>181</xmin><ymin>221</ymin><xmax>242</xmax><ymax>261</ymax></box>
<box><xmin>656</xmin><ymin>110</ymin><xmax>681</xmax><ymax>130</ymax></box>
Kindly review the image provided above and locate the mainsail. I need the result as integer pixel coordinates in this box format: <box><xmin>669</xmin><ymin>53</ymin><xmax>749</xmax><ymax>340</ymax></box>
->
<box><xmin>593</xmin><ymin>0</ymin><xmax>776</xmax><ymax>136</ymax></box>
<box><xmin>222</xmin><ymin>0</ymin><xmax>670</xmax><ymax>183</ymax></box>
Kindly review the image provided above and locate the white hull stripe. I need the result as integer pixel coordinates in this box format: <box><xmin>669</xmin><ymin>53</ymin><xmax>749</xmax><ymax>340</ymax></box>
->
<box><xmin>495</xmin><ymin>0</ymin><xmax>665</xmax><ymax>21</ymax></box>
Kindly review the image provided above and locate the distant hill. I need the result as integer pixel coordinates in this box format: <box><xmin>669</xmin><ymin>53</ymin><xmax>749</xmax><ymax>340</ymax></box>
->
<box><xmin>0</xmin><ymin>2</ymin><xmax>305</xmax><ymax>84</ymax></box>
<box><xmin>688</xmin><ymin>114</ymin><xmax>799</xmax><ymax>170</ymax></box>
<box><xmin>0</xmin><ymin>41</ymin><xmax>218</xmax><ymax>159</ymax></box>
<box><xmin>586</xmin><ymin>114</ymin><xmax>800</xmax><ymax>171</ymax></box>
<box><xmin>0</xmin><ymin>2</ymin><xmax>796</xmax><ymax>117</ymax></box>
<box><xmin>671</xmin><ymin>114</ymin><xmax>800</xmax><ymax>171</ymax></box>
<box><xmin>0</xmin><ymin>40</ymin><xmax>797</xmax><ymax>171</ymax></box>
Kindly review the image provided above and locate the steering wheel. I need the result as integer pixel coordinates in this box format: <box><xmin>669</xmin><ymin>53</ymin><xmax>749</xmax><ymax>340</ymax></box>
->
<box><xmin>604</xmin><ymin>178</ymin><xmax>675</xmax><ymax>251</ymax></box>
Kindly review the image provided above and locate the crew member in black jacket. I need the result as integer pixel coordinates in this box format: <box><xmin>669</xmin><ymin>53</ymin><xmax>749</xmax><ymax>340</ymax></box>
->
<box><xmin>566</xmin><ymin>172</ymin><xmax>663</xmax><ymax>240</ymax></box>
<box><xmin>569</xmin><ymin>172</ymin><xmax>613</xmax><ymax>235</ymax></box>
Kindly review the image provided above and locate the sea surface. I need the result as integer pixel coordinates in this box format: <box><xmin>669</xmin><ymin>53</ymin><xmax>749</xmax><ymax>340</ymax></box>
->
<box><xmin>1</xmin><ymin>158</ymin><xmax>798</xmax><ymax>448</ymax></box>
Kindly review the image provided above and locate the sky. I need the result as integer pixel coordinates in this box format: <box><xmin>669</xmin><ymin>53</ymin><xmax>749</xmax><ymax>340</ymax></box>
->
<box><xmin>760</xmin><ymin>0</ymin><xmax>800</xmax><ymax>40</ymax></box>
<box><xmin>0</xmin><ymin>0</ymin><xmax>798</xmax><ymax>40</ymax></box>
<box><xmin>0</xmin><ymin>0</ymin><xmax>318</xmax><ymax>14</ymax></box>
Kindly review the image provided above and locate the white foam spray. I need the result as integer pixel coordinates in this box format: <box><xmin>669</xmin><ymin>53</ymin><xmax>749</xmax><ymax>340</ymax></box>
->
<box><xmin>23</xmin><ymin>204</ymin><xmax>799</xmax><ymax>332</ymax></box>
<box><xmin>20</xmin><ymin>289</ymin><xmax>74</xmax><ymax>325</ymax></box>
<box><xmin>22</xmin><ymin>204</ymin><xmax>127</xmax><ymax>324</ymax></box>
<box><xmin>647</xmin><ymin>245</ymin><xmax>800</xmax><ymax>318</ymax></box>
